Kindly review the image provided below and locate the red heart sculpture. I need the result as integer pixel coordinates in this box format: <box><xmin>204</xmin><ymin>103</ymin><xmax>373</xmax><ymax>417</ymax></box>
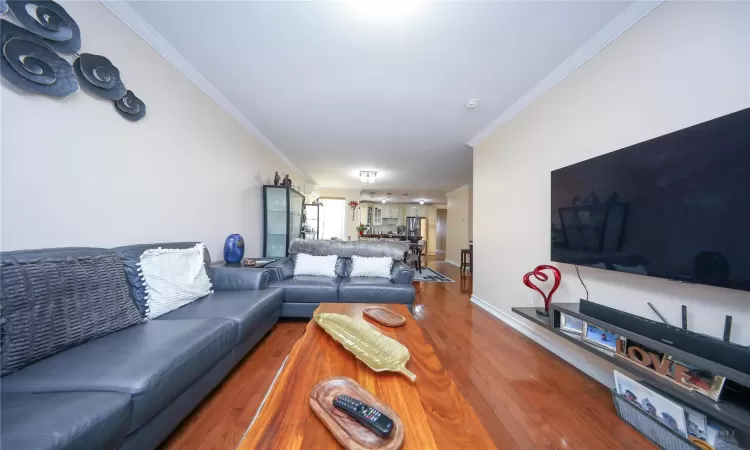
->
<box><xmin>522</xmin><ymin>265</ymin><xmax>561</xmax><ymax>312</ymax></box>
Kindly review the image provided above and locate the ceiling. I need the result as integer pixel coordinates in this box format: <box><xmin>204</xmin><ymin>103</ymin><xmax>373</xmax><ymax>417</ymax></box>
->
<box><xmin>126</xmin><ymin>1</ymin><xmax>631</xmax><ymax>195</ymax></box>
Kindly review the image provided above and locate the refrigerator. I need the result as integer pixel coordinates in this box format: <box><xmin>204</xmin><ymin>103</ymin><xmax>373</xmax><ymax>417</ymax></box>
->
<box><xmin>406</xmin><ymin>216</ymin><xmax>427</xmax><ymax>243</ymax></box>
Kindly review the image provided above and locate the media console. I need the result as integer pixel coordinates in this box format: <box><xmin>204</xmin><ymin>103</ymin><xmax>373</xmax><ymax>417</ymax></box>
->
<box><xmin>512</xmin><ymin>302</ymin><xmax>750</xmax><ymax>437</ymax></box>
<box><xmin>579</xmin><ymin>300</ymin><xmax>750</xmax><ymax>375</ymax></box>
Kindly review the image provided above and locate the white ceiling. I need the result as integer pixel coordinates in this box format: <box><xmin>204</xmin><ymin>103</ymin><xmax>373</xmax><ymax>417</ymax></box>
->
<box><xmin>126</xmin><ymin>1</ymin><xmax>631</xmax><ymax>194</ymax></box>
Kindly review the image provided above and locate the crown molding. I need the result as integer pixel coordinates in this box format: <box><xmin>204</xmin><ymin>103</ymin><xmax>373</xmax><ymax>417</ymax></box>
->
<box><xmin>99</xmin><ymin>0</ymin><xmax>311</xmax><ymax>182</ymax></box>
<box><xmin>467</xmin><ymin>1</ymin><xmax>663</xmax><ymax>148</ymax></box>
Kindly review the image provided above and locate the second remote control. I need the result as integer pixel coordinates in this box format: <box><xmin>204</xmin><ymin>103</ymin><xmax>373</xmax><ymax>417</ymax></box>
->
<box><xmin>333</xmin><ymin>395</ymin><xmax>394</xmax><ymax>438</ymax></box>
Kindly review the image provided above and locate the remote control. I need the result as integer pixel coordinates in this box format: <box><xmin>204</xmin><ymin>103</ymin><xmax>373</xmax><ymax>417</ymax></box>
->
<box><xmin>332</xmin><ymin>395</ymin><xmax>394</xmax><ymax>438</ymax></box>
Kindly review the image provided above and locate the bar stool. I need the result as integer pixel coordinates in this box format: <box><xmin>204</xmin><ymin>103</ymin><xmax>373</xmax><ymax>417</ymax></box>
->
<box><xmin>460</xmin><ymin>243</ymin><xmax>473</xmax><ymax>273</ymax></box>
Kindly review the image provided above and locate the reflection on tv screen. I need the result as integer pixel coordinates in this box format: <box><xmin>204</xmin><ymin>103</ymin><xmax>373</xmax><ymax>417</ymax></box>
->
<box><xmin>550</xmin><ymin>108</ymin><xmax>750</xmax><ymax>292</ymax></box>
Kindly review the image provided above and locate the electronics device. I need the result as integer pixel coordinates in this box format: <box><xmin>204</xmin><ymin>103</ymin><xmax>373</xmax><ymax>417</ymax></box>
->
<box><xmin>333</xmin><ymin>395</ymin><xmax>394</xmax><ymax>438</ymax></box>
<box><xmin>580</xmin><ymin>300</ymin><xmax>750</xmax><ymax>374</ymax></box>
<box><xmin>551</xmin><ymin>108</ymin><xmax>750</xmax><ymax>293</ymax></box>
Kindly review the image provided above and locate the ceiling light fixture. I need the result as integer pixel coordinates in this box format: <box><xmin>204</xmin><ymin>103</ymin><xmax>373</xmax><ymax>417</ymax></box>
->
<box><xmin>359</xmin><ymin>170</ymin><xmax>377</xmax><ymax>183</ymax></box>
<box><xmin>381</xmin><ymin>199</ymin><xmax>387</xmax><ymax>204</ymax></box>
<box><xmin>465</xmin><ymin>98</ymin><xmax>479</xmax><ymax>110</ymax></box>
<box><xmin>419</xmin><ymin>200</ymin><xmax>425</xmax><ymax>205</ymax></box>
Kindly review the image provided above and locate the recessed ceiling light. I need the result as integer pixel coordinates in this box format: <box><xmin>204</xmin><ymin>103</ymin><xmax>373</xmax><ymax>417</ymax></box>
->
<box><xmin>381</xmin><ymin>199</ymin><xmax>387</xmax><ymax>203</ymax></box>
<box><xmin>465</xmin><ymin>99</ymin><xmax>479</xmax><ymax>110</ymax></box>
<box><xmin>419</xmin><ymin>200</ymin><xmax>425</xmax><ymax>205</ymax></box>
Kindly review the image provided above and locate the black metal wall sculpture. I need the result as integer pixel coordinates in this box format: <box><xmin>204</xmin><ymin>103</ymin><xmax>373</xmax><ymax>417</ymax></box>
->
<box><xmin>6</xmin><ymin>0</ymin><xmax>80</xmax><ymax>53</ymax></box>
<box><xmin>73</xmin><ymin>53</ymin><xmax>126</xmax><ymax>100</ymax></box>
<box><xmin>114</xmin><ymin>90</ymin><xmax>146</xmax><ymax>121</ymax></box>
<box><xmin>2</xmin><ymin>1</ymin><xmax>146</xmax><ymax>121</ymax></box>
<box><xmin>0</xmin><ymin>19</ymin><xmax>78</xmax><ymax>96</ymax></box>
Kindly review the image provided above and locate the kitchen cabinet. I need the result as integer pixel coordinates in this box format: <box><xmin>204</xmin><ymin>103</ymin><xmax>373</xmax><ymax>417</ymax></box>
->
<box><xmin>406</xmin><ymin>205</ymin><xmax>427</xmax><ymax>217</ymax></box>
<box><xmin>383</xmin><ymin>206</ymin><xmax>400</xmax><ymax>219</ymax></box>
<box><xmin>373</xmin><ymin>206</ymin><xmax>383</xmax><ymax>225</ymax></box>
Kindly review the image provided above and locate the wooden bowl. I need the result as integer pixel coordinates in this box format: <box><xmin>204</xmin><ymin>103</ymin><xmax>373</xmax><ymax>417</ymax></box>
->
<box><xmin>363</xmin><ymin>306</ymin><xmax>406</xmax><ymax>327</ymax></box>
<box><xmin>309</xmin><ymin>377</ymin><xmax>404</xmax><ymax>450</ymax></box>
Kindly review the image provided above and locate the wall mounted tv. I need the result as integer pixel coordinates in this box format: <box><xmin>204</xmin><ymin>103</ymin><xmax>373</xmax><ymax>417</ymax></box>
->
<box><xmin>551</xmin><ymin>108</ymin><xmax>750</xmax><ymax>292</ymax></box>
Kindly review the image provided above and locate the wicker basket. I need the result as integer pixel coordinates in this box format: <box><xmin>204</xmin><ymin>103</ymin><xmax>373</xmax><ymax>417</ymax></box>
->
<box><xmin>612</xmin><ymin>391</ymin><xmax>700</xmax><ymax>450</ymax></box>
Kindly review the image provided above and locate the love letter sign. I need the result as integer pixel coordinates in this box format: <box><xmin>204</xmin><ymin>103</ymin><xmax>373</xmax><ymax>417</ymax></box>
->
<box><xmin>523</xmin><ymin>265</ymin><xmax>561</xmax><ymax>317</ymax></box>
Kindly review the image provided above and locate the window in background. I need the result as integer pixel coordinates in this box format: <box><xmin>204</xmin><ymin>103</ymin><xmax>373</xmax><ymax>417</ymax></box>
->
<box><xmin>320</xmin><ymin>198</ymin><xmax>346</xmax><ymax>240</ymax></box>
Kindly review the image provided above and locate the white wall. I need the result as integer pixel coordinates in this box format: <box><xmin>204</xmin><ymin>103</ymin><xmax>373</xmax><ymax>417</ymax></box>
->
<box><xmin>473</xmin><ymin>1</ymin><xmax>750</xmax><ymax>382</ymax></box>
<box><xmin>0</xmin><ymin>1</ymin><xmax>303</xmax><ymax>259</ymax></box>
<box><xmin>446</xmin><ymin>185</ymin><xmax>471</xmax><ymax>264</ymax></box>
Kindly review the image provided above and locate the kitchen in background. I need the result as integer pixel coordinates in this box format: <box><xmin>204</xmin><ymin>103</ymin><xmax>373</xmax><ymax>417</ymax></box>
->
<box><xmin>359</xmin><ymin>201</ymin><xmax>441</xmax><ymax>254</ymax></box>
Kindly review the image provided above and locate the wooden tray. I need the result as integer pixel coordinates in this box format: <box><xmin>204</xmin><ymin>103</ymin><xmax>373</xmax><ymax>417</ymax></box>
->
<box><xmin>310</xmin><ymin>377</ymin><xmax>404</xmax><ymax>450</ymax></box>
<box><xmin>363</xmin><ymin>306</ymin><xmax>406</xmax><ymax>327</ymax></box>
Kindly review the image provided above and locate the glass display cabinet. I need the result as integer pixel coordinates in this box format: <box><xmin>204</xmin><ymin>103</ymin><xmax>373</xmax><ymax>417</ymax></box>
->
<box><xmin>263</xmin><ymin>185</ymin><xmax>305</xmax><ymax>257</ymax></box>
<box><xmin>303</xmin><ymin>202</ymin><xmax>320</xmax><ymax>239</ymax></box>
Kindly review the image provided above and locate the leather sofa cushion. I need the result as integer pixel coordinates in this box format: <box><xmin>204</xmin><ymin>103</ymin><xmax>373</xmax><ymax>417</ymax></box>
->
<box><xmin>269</xmin><ymin>276</ymin><xmax>341</xmax><ymax>303</ymax></box>
<box><xmin>156</xmin><ymin>289</ymin><xmax>282</xmax><ymax>344</ymax></box>
<box><xmin>1</xmin><ymin>391</ymin><xmax>131</xmax><ymax>450</ymax></box>
<box><xmin>1</xmin><ymin>319</ymin><xmax>236</xmax><ymax>434</ymax></box>
<box><xmin>338</xmin><ymin>277</ymin><xmax>415</xmax><ymax>304</ymax></box>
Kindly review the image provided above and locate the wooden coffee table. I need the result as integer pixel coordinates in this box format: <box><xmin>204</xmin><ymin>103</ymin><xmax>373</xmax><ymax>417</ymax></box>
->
<box><xmin>237</xmin><ymin>303</ymin><xmax>496</xmax><ymax>449</ymax></box>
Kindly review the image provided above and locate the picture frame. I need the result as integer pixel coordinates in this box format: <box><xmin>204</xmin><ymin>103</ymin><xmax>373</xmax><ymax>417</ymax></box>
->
<box><xmin>666</xmin><ymin>357</ymin><xmax>726</xmax><ymax>402</ymax></box>
<box><xmin>559</xmin><ymin>313</ymin><xmax>584</xmax><ymax>335</ymax></box>
<box><xmin>682</xmin><ymin>404</ymin><xmax>707</xmax><ymax>441</ymax></box>
<box><xmin>614</xmin><ymin>370</ymin><xmax>688</xmax><ymax>437</ymax></box>
<box><xmin>582</xmin><ymin>322</ymin><xmax>619</xmax><ymax>352</ymax></box>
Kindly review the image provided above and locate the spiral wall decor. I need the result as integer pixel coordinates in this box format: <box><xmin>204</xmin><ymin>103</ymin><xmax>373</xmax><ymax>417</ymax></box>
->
<box><xmin>73</xmin><ymin>53</ymin><xmax>126</xmax><ymax>100</ymax></box>
<box><xmin>3</xmin><ymin>2</ymin><xmax>147</xmax><ymax>121</ymax></box>
<box><xmin>0</xmin><ymin>19</ymin><xmax>78</xmax><ymax>96</ymax></box>
<box><xmin>6</xmin><ymin>0</ymin><xmax>80</xmax><ymax>53</ymax></box>
<box><xmin>114</xmin><ymin>90</ymin><xmax>146</xmax><ymax>121</ymax></box>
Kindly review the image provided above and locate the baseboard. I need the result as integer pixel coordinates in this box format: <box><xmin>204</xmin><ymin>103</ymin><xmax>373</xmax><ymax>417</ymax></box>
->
<box><xmin>444</xmin><ymin>260</ymin><xmax>460</xmax><ymax>267</ymax></box>
<box><xmin>469</xmin><ymin>295</ymin><xmax>613</xmax><ymax>388</ymax></box>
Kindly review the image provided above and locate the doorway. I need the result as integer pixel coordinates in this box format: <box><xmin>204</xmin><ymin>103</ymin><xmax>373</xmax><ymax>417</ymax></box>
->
<box><xmin>319</xmin><ymin>198</ymin><xmax>346</xmax><ymax>240</ymax></box>
<box><xmin>436</xmin><ymin>208</ymin><xmax>447</xmax><ymax>254</ymax></box>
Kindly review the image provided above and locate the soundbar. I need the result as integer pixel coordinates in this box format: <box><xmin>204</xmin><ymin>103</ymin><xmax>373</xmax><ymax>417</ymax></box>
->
<box><xmin>579</xmin><ymin>300</ymin><xmax>750</xmax><ymax>375</ymax></box>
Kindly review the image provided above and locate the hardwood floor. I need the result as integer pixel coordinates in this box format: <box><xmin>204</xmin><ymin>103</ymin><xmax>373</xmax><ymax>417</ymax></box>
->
<box><xmin>161</xmin><ymin>257</ymin><xmax>654</xmax><ymax>449</ymax></box>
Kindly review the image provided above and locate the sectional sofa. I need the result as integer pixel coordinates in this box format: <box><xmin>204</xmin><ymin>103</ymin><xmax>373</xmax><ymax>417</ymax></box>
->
<box><xmin>0</xmin><ymin>240</ymin><xmax>415</xmax><ymax>450</ymax></box>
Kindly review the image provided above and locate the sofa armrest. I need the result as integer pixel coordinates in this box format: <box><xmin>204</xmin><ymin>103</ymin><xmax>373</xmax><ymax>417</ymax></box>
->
<box><xmin>391</xmin><ymin>261</ymin><xmax>415</xmax><ymax>284</ymax></box>
<box><xmin>212</xmin><ymin>267</ymin><xmax>269</xmax><ymax>291</ymax></box>
<box><xmin>265</xmin><ymin>257</ymin><xmax>294</xmax><ymax>282</ymax></box>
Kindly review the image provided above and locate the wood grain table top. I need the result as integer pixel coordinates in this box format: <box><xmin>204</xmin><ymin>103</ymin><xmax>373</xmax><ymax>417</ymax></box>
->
<box><xmin>237</xmin><ymin>303</ymin><xmax>496</xmax><ymax>450</ymax></box>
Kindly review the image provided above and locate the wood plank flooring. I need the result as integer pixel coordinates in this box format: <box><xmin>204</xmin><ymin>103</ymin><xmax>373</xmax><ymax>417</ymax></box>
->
<box><xmin>161</xmin><ymin>257</ymin><xmax>654</xmax><ymax>449</ymax></box>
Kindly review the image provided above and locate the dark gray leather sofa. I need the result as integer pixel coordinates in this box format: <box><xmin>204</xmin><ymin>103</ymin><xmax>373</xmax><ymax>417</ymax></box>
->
<box><xmin>0</xmin><ymin>243</ymin><xmax>282</xmax><ymax>450</ymax></box>
<box><xmin>267</xmin><ymin>256</ymin><xmax>416</xmax><ymax>318</ymax></box>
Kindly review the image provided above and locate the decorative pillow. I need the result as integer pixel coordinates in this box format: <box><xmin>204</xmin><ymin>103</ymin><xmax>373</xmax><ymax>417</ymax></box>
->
<box><xmin>293</xmin><ymin>253</ymin><xmax>338</xmax><ymax>277</ymax></box>
<box><xmin>0</xmin><ymin>255</ymin><xmax>143</xmax><ymax>376</ymax></box>
<box><xmin>349</xmin><ymin>255</ymin><xmax>393</xmax><ymax>278</ymax></box>
<box><xmin>138</xmin><ymin>243</ymin><xmax>212</xmax><ymax>319</ymax></box>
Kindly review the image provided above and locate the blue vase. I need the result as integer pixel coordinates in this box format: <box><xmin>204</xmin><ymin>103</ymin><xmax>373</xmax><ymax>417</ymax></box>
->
<box><xmin>224</xmin><ymin>234</ymin><xmax>245</xmax><ymax>263</ymax></box>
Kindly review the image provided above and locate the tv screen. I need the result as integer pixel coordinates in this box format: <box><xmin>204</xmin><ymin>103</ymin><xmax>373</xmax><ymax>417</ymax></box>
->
<box><xmin>551</xmin><ymin>108</ymin><xmax>750</xmax><ymax>292</ymax></box>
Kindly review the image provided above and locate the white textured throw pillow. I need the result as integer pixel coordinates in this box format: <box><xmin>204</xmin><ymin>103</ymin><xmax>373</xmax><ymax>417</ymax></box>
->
<box><xmin>138</xmin><ymin>243</ymin><xmax>213</xmax><ymax>319</ymax></box>
<box><xmin>350</xmin><ymin>255</ymin><xmax>393</xmax><ymax>278</ymax></box>
<box><xmin>294</xmin><ymin>253</ymin><xmax>338</xmax><ymax>277</ymax></box>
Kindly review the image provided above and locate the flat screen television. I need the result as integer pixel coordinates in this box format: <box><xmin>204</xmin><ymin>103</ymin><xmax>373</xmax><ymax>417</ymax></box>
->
<box><xmin>551</xmin><ymin>108</ymin><xmax>750</xmax><ymax>292</ymax></box>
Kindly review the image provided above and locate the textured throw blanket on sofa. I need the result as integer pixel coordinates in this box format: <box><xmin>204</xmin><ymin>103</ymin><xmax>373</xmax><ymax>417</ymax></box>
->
<box><xmin>288</xmin><ymin>239</ymin><xmax>409</xmax><ymax>260</ymax></box>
